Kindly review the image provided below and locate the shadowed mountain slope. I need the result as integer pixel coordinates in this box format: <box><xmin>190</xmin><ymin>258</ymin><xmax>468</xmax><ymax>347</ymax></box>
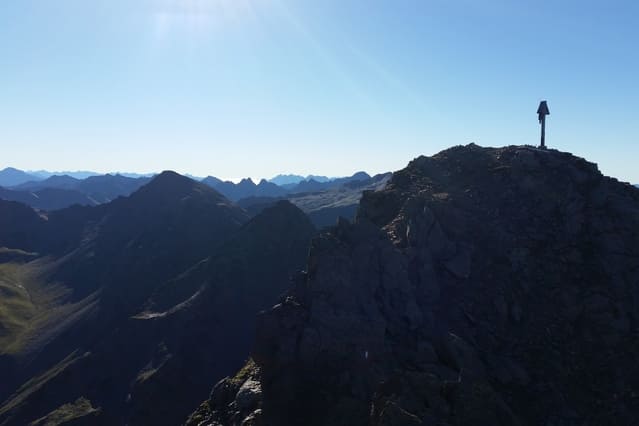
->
<box><xmin>0</xmin><ymin>200</ymin><xmax>45</xmax><ymax>251</ymax></box>
<box><xmin>189</xmin><ymin>144</ymin><xmax>639</xmax><ymax>426</ymax></box>
<box><xmin>0</xmin><ymin>172</ymin><xmax>255</xmax><ymax>425</ymax></box>
<box><xmin>75</xmin><ymin>174</ymin><xmax>152</xmax><ymax>202</ymax></box>
<box><xmin>0</xmin><ymin>186</ymin><xmax>98</xmax><ymax>211</ymax></box>
<box><xmin>120</xmin><ymin>200</ymin><xmax>315</xmax><ymax>425</ymax></box>
<box><xmin>13</xmin><ymin>175</ymin><xmax>81</xmax><ymax>191</ymax></box>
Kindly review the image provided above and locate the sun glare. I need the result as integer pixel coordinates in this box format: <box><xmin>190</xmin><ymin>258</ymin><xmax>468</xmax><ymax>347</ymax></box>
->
<box><xmin>152</xmin><ymin>0</ymin><xmax>261</xmax><ymax>37</ymax></box>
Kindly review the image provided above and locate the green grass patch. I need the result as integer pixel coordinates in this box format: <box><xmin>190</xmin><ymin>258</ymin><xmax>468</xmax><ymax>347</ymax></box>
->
<box><xmin>0</xmin><ymin>259</ymin><xmax>71</xmax><ymax>355</ymax></box>
<box><xmin>29</xmin><ymin>397</ymin><xmax>100</xmax><ymax>426</ymax></box>
<box><xmin>0</xmin><ymin>247</ymin><xmax>35</xmax><ymax>255</ymax></box>
<box><xmin>0</xmin><ymin>263</ymin><xmax>37</xmax><ymax>351</ymax></box>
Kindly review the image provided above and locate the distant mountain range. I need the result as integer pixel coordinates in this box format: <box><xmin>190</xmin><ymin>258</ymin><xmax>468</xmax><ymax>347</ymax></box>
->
<box><xmin>201</xmin><ymin>177</ymin><xmax>288</xmax><ymax>201</ymax></box>
<box><xmin>0</xmin><ymin>168</ymin><xmax>40</xmax><ymax>187</ymax></box>
<box><xmin>15</xmin><ymin>174</ymin><xmax>152</xmax><ymax>200</ymax></box>
<box><xmin>2</xmin><ymin>147</ymin><xmax>639</xmax><ymax>425</ymax></box>
<box><xmin>197</xmin><ymin>171</ymin><xmax>391</xmax><ymax>228</ymax></box>
<box><xmin>0</xmin><ymin>171</ymin><xmax>314</xmax><ymax>425</ymax></box>
<box><xmin>29</xmin><ymin>170</ymin><xmax>102</xmax><ymax>180</ymax></box>
<box><xmin>202</xmin><ymin>171</ymin><xmax>374</xmax><ymax>202</ymax></box>
<box><xmin>0</xmin><ymin>166</ymin><xmax>394</xmax><ymax>235</ymax></box>
<box><xmin>238</xmin><ymin>172</ymin><xmax>392</xmax><ymax>228</ymax></box>
<box><xmin>0</xmin><ymin>167</ymin><xmax>390</xmax><ymax>424</ymax></box>
<box><xmin>0</xmin><ymin>167</ymin><xmax>154</xmax><ymax>187</ymax></box>
<box><xmin>1</xmin><ymin>167</ymin><xmax>365</xmax><ymax>189</ymax></box>
<box><xmin>268</xmin><ymin>174</ymin><xmax>331</xmax><ymax>186</ymax></box>
<box><xmin>0</xmin><ymin>172</ymin><xmax>152</xmax><ymax>210</ymax></box>
<box><xmin>1</xmin><ymin>168</ymin><xmax>387</xmax><ymax>223</ymax></box>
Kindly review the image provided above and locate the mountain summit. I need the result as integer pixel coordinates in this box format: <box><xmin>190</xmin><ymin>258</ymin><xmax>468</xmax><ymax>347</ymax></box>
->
<box><xmin>190</xmin><ymin>144</ymin><xmax>639</xmax><ymax>426</ymax></box>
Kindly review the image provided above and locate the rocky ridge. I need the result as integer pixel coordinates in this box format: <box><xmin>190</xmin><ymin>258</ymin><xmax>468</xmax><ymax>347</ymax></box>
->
<box><xmin>188</xmin><ymin>144</ymin><xmax>639</xmax><ymax>426</ymax></box>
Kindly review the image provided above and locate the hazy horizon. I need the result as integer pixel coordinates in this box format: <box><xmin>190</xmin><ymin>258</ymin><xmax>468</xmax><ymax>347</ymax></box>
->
<box><xmin>0</xmin><ymin>165</ymin><xmax>380</xmax><ymax>184</ymax></box>
<box><xmin>2</xmin><ymin>1</ymin><xmax>638</xmax><ymax>182</ymax></box>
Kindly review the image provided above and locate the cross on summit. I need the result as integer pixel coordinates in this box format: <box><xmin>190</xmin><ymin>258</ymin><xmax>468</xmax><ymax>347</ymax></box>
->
<box><xmin>537</xmin><ymin>100</ymin><xmax>550</xmax><ymax>149</ymax></box>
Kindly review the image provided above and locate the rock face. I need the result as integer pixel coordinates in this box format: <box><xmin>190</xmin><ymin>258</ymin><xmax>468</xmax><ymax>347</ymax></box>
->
<box><xmin>191</xmin><ymin>145</ymin><xmax>639</xmax><ymax>426</ymax></box>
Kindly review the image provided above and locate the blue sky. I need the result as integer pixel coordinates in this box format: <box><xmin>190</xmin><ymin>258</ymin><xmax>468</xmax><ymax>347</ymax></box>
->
<box><xmin>1</xmin><ymin>0</ymin><xmax>637</xmax><ymax>181</ymax></box>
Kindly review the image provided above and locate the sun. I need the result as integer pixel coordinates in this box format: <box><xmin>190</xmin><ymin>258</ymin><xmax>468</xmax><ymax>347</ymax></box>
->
<box><xmin>153</xmin><ymin>0</ymin><xmax>262</xmax><ymax>37</ymax></box>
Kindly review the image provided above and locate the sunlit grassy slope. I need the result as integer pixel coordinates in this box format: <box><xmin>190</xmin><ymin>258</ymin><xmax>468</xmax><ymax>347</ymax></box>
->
<box><xmin>29</xmin><ymin>396</ymin><xmax>100</xmax><ymax>426</ymax></box>
<box><xmin>0</xmin><ymin>258</ymin><xmax>70</xmax><ymax>355</ymax></box>
<box><xmin>0</xmin><ymin>262</ymin><xmax>38</xmax><ymax>352</ymax></box>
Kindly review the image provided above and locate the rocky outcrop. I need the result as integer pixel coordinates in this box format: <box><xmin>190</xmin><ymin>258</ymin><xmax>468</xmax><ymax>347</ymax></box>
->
<box><xmin>191</xmin><ymin>145</ymin><xmax>639</xmax><ymax>425</ymax></box>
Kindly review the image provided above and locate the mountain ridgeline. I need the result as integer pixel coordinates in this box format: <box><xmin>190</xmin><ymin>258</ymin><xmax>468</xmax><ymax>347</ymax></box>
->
<box><xmin>0</xmin><ymin>171</ymin><xmax>315</xmax><ymax>425</ymax></box>
<box><xmin>0</xmin><ymin>173</ymin><xmax>151</xmax><ymax>210</ymax></box>
<box><xmin>2</xmin><ymin>145</ymin><xmax>638</xmax><ymax>426</ymax></box>
<box><xmin>0</xmin><ymin>169</ymin><xmax>387</xmax><ymax>230</ymax></box>
<box><xmin>0</xmin><ymin>168</ymin><xmax>41</xmax><ymax>187</ymax></box>
<box><xmin>187</xmin><ymin>145</ymin><xmax>639</xmax><ymax>426</ymax></box>
<box><xmin>200</xmin><ymin>171</ymin><xmax>380</xmax><ymax>202</ymax></box>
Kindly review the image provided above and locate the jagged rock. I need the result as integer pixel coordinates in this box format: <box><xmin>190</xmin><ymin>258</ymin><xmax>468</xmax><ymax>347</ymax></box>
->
<box><xmin>235</xmin><ymin>380</ymin><xmax>262</xmax><ymax>413</ymax></box>
<box><xmin>241</xmin><ymin>409</ymin><xmax>262</xmax><ymax>426</ymax></box>
<box><xmin>197</xmin><ymin>145</ymin><xmax>639</xmax><ymax>425</ymax></box>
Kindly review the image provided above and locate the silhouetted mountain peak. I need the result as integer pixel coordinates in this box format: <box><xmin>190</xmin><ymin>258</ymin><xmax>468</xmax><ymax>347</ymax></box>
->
<box><xmin>195</xmin><ymin>144</ymin><xmax>639</xmax><ymax>426</ymax></box>
<box><xmin>0</xmin><ymin>167</ymin><xmax>41</xmax><ymax>187</ymax></box>
<box><xmin>350</xmin><ymin>171</ymin><xmax>370</xmax><ymax>180</ymax></box>
<box><xmin>1</xmin><ymin>167</ymin><xmax>21</xmax><ymax>174</ymax></box>
<box><xmin>45</xmin><ymin>174</ymin><xmax>79</xmax><ymax>184</ymax></box>
<box><xmin>269</xmin><ymin>174</ymin><xmax>305</xmax><ymax>186</ymax></box>
<box><xmin>201</xmin><ymin>176</ymin><xmax>288</xmax><ymax>201</ymax></box>
<box><xmin>305</xmin><ymin>174</ymin><xmax>330</xmax><ymax>183</ymax></box>
<box><xmin>136</xmin><ymin>170</ymin><xmax>214</xmax><ymax>199</ymax></box>
<box><xmin>247</xmin><ymin>200</ymin><xmax>313</xmax><ymax>230</ymax></box>
<box><xmin>202</xmin><ymin>176</ymin><xmax>223</xmax><ymax>186</ymax></box>
<box><xmin>151</xmin><ymin>170</ymin><xmax>189</xmax><ymax>184</ymax></box>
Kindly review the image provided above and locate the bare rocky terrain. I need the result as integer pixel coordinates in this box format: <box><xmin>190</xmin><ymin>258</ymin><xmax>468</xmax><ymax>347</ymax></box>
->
<box><xmin>188</xmin><ymin>144</ymin><xmax>639</xmax><ymax>426</ymax></box>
